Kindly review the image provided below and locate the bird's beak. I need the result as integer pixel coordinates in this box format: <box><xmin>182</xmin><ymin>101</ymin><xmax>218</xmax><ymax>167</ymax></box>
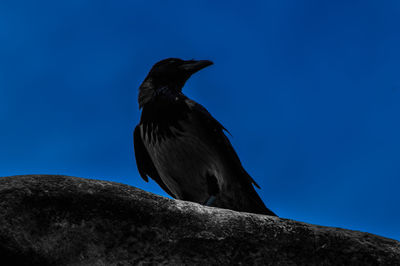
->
<box><xmin>180</xmin><ymin>60</ymin><xmax>213</xmax><ymax>74</ymax></box>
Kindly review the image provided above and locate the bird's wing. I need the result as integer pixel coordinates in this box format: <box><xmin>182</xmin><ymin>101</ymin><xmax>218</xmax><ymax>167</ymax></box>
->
<box><xmin>186</xmin><ymin>99</ymin><xmax>277</xmax><ymax>216</ymax></box>
<box><xmin>185</xmin><ymin>99</ymin><xmax>260</xmax><ymax>188</ymax></box>
<box><xmin>133</xmin><ymin>125</ymin><xmax>175</xmax><ymax>197</ymax></box>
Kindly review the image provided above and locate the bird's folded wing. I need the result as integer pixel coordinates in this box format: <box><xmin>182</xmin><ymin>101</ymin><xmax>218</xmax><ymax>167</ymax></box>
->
<box><xmin>185</xmin><ymin>99</ymin><xmax>279</xmax><ymax>216</ymax></box>
<box><xmin>185</xmin><ymin>99</ymin><xmax>261</xmax><ymax>189</ymax></box>
<box><xmin>133</xmin><ymin>125</ymin><xmax>175</xmax><ymax>197</ymax></box>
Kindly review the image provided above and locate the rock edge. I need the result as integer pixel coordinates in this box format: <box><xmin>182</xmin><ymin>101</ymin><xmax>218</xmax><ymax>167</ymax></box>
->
<box><xmin>0</xmin><ymin>175</ymin><xmax>399</xmax><ymax>265</ymax></box>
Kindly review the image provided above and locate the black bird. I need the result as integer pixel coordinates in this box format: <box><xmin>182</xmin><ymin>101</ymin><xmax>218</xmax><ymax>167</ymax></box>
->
<box><xmin>133</xmin><ymin>58</ymin><xmax>276</xmax><ymax>216</ymax></box>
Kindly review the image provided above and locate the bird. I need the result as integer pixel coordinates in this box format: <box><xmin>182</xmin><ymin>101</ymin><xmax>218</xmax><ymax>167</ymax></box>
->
<box><xmin>133</xmin><ymin>58</ymin><xmax>277</xmax><ymax>216</ymax></box>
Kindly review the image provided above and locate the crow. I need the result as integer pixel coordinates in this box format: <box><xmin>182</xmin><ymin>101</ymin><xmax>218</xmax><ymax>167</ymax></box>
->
<box><xmin>133</xmin><ymin>58</ymin><xmax>277</xmax><ymax>216</ymax></box>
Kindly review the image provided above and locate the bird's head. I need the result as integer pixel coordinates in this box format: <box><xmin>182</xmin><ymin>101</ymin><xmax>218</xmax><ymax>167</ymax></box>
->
<box><xmin>138</xmin><ymin>58</ymin><xmax>213</xmax><ymax>108</ymax></box>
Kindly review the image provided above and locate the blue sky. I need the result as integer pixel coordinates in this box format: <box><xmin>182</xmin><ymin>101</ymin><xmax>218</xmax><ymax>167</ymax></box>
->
<box><xmin>1</xmin><ymin>1</ymin><xmax>399</xmax><ymax>240</ymax></box>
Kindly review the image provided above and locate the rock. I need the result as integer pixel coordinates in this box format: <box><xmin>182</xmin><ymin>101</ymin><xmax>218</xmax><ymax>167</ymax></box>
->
<box><xmin>0</xmin><ymin>175</ymin><xmax>399</xmax><ymax>265</ymax></box>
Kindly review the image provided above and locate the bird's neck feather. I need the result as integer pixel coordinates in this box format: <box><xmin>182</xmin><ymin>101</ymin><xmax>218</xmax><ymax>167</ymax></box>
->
<box><xmin>139</xmin><ymin>79</ymin><xmax>182</xmax><ymax>109</ymax></box>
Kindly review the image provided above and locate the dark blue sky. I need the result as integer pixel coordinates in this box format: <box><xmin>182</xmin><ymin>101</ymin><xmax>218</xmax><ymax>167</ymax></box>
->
<box><xmin>1</xmin><ymin>1</ymin><xmax>399</xmax><ymax>240</ymax></box>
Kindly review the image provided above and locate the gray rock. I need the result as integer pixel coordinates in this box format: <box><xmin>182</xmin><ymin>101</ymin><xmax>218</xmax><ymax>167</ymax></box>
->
<box><xmin>0</xmin><ymin>175</ymin><xmax>399</xmax><ymax>265</ymax></box>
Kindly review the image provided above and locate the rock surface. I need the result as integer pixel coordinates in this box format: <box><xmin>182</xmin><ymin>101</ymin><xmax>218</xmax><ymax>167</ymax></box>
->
<box><xmin>0</xmin><ymin>175</ymin><xmax>399</xmax><ymax>265</ymax></box>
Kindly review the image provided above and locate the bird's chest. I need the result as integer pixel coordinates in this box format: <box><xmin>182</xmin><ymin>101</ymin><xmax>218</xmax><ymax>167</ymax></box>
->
<box><xmin>139</xmin><ymin>117</ymin><xmax>220</xmax><ymax>178</ymax></box>
<box><xmin>140</xmin><ymin>98</ymin><xmax>189</xmax><ymax>143</ymax></box>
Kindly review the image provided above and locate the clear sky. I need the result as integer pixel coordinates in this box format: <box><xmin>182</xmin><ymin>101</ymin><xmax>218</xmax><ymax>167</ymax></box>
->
<box><xmin>1</xmin><ymin>1</ymin><xmax>399</xmax><ymax>240</ymax></box>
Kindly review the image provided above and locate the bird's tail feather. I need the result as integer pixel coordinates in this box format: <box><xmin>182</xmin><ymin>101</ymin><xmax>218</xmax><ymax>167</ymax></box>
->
<box><xmin>242</xmin><ymin>186</ymin><xmax>277</xmax><ymax>216</ymax></box>
<box><xmin>215</xmin><ymin>180</ymin><xmax>277</xmax><ymax>216</ymax></box>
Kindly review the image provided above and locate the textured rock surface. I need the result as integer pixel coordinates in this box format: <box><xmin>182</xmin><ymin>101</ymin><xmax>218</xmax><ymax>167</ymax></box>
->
<box><xmin>0</xmin><ymin>175</ymin><xmax>399</xmax><ymax>265</ymax></box>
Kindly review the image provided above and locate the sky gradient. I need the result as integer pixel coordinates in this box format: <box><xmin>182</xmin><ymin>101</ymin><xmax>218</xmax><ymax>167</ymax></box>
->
<box><xmin>1</xmin><ymin>1</ymin><xmax>399</xmax><ymax>240</ymax></box>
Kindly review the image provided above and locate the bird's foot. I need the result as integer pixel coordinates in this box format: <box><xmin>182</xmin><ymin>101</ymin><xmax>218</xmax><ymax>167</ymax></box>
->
<box><xmin>203</xmin><ymin>195</ymin><xmax>216</xmax><ymax>206</ymax></box>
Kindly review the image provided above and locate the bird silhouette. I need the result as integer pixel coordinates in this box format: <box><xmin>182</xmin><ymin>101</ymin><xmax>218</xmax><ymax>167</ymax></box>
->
<box><xmin>133</xmin><ymin>58</ymin><xmax>276</xmax><ymax>216</ymax></box>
